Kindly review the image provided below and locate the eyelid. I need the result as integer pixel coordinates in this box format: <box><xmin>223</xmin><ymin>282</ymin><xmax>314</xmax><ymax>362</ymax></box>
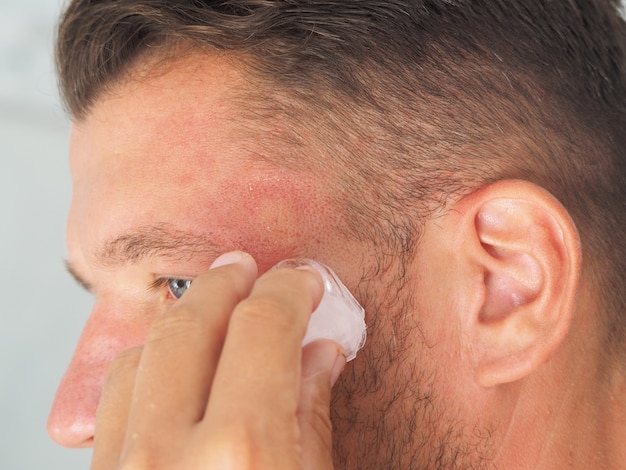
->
<box><xmin>148</xmin><ymin>277</ymin><xmax>169</xmax><ymax>292</ymax></box>
<box><xmin>149</xmin><ymin>276</ymin><xmax>193</xmax><ymax>289</ymax></box>
<box><xmin>65</xmin><ymin>259</ymin><xmax>94</xmax><ymax>294</ymax></box>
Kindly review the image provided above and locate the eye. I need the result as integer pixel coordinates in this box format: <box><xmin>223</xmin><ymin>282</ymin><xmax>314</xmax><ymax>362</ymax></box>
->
<box><xmin>167</xmin><ymin>278</ymin><xmax>192</xmax><ymax>299</ymax></box>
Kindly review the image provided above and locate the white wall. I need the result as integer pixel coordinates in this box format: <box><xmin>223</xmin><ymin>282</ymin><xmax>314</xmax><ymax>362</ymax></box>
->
<box><xmin>1</xmin><ymin>1</ymin><xmax>624</xmax><ymax>469</ymax></box>
<box><xmin>0</xmin><ymin>1</ymin><xmax>92</xmax><ymax>468</ymax></box>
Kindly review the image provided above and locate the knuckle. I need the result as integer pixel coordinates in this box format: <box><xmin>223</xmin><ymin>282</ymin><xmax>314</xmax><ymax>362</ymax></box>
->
<box><xmin>204</xmin><ymin>432</ymin><xmax>254</xmax><ymax>468</ymax></box>
<box><xmin>308</xmin><ymin>401</ymin><xmax>333</xmax><ymax>435</ymax></box>
<box><xmin>233</xmin><ymin>296</ymin><xmax>298</xmax><ymax>333</ymax></box>
<box><xmin>299</xmin><ymin>400</ymin><xmax>333</xmax><ymax>451</ymax></box>
<box><xmin>148</xmin><ymin>304</ymin><xmax>203</xmax><ymax>342</ymax></box>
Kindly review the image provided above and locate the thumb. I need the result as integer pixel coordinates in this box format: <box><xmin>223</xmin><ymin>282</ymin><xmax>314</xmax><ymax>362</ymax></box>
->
<box><xmin>298</xmin><ymin>340</ymin><xmax>345</xmax><ymax>470</ymax></box>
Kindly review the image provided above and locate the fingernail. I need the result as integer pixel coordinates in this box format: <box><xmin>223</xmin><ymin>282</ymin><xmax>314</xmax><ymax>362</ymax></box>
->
<box><xmin>330</xmin><ymin>354</ymin><xmax>346</xmax><ymax>387</ymax></box>
<box><xmin>294</xmin><ymin>264</ymin><xmax>318</xmax><ymax>273</ymax></box>
<box><xmin>210</xmin><ymin>251</ymin><xmax>244</xmax><ymax>269</ymax></box>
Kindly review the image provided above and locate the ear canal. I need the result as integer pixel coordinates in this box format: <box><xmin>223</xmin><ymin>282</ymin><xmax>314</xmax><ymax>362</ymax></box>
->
<box><xmin>478</xmin><ymin>244</ymin><xmax>543</xmax><ymax>323</ymax></box>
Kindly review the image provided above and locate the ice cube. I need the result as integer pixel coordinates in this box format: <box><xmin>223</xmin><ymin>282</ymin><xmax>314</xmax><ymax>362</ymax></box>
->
<box><xmin>271</xmin><ymin>259</ymin><xmax>367</xmax><ymax>361</ymax></box>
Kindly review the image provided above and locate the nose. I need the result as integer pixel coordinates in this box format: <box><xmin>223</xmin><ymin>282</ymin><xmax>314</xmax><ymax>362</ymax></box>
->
<box><xmin>47</xmin><ymin>352</ymin><xmax>102</xmax><ymax>447</ymax></box>
<box><xmin>47</xmin><ymin>303</ymin><xmax>145</xmax><ymax>447</ymax></box>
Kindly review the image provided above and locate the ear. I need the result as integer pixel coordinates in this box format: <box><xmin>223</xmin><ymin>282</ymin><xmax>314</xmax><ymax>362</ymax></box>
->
<box><xmin>453</xmin><ymin>180</ymin><xmax>581</xmax><ymax>388</ymax></box>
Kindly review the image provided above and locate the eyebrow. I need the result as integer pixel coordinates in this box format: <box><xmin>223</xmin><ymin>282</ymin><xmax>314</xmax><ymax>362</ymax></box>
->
<box><xmin>65</xmin><ymin>223</ymin><xmax>228</xmax><ymax>292</ymax></box>
<box><xmin>96</xmin><ymin>222</ymin><xmax>225</xmax><ymax>267</ymax></box>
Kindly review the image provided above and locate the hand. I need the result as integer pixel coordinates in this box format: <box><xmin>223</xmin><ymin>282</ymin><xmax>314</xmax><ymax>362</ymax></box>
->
<box><xmin>91</xmin><ymin>252</ymin><xmax>346</xmax><ymax>470</ymax></box>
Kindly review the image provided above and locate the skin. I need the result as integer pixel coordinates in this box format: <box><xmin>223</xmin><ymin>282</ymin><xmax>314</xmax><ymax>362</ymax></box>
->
<box><xmin>48</xmin><ymin>54</ymin><xmax>626</xmax><ymax>469</ymax></box>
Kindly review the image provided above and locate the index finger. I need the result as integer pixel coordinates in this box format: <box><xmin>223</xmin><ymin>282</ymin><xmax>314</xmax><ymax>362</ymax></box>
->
<box><xmin>121</xmin><ymin>252</ymin><xmax>258</xmax><ymax>453</ymax></box>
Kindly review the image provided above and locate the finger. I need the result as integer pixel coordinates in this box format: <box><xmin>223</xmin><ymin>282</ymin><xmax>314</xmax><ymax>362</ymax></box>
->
<box><xmin>203</xmin><ymin>266</ymin><xmax>324</xmax><ymax>467</ymax></box>
<box><xmin>91</xmin><ymin>347</ymin><xmax>142</xmax><ymax>470</ymax></box>
<box><xmin>121</xmin><ymin>252</ymin><xmax>257</xmax><ymax>458</ymax></box>
<box><xmin>298</xmin><ymin>340</ymin><xmax>345</xmax><ymax>470</ymax></box>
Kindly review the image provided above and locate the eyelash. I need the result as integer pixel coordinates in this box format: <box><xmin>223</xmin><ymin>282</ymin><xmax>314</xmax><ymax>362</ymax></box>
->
<box><xmin>150</xmin><ymin>277</ymin><xmax>193</xmax><ymax>300</ymax></box>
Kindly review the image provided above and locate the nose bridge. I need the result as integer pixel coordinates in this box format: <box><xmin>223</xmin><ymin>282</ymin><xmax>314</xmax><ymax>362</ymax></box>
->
<box><xmin>47</xmin><ymin>300</ymin><xmax>145</xmax><ymax>448</ymax></box>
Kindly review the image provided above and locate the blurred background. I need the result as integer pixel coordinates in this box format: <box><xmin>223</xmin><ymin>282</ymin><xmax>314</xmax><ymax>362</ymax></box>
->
<box><xmin>0</xmin><ymin>0</ymin><xmax>93</xmax><ymax>468</ymax></box>
<box><xmin>1</xmin><ymin>1</ymin><xmax>625</xmax><ymax>469</ymax></box>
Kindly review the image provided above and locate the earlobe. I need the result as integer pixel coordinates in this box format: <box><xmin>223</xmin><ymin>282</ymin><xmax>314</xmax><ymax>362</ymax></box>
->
<box><xmin>458</xmin><ymin>181</ymin><xmax>581</xmax><ymax>388</ymax></box>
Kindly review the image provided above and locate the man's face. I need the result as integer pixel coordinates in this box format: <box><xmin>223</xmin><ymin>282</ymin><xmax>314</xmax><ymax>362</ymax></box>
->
<box><xmin>48</xmin><ymin>52</ymin><xmax>370</xmax><ymax>439</ymax></box>
<box><xmin>48</xmin><ymin>54</ymin><xmax>492</xmax><ymax>469</ymax></box>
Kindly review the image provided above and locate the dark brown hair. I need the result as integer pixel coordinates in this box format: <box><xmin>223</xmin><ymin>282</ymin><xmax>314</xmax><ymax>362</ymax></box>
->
<box><xmin>56</xmin><ymin>1</ymin><xmax>626</xmax><ymax>356</ymax></box>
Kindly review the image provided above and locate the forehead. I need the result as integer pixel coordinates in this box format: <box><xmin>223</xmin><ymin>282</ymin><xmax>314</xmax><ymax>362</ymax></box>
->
<box><xmin>67</xmin><ymin>54</ymin><xmax>342</xmax><ymax>271</ymax></box>
<box><xmin>70</xmin><ymin>55</ymin><xmax>249</xmax><ymax>176</ymax></box>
